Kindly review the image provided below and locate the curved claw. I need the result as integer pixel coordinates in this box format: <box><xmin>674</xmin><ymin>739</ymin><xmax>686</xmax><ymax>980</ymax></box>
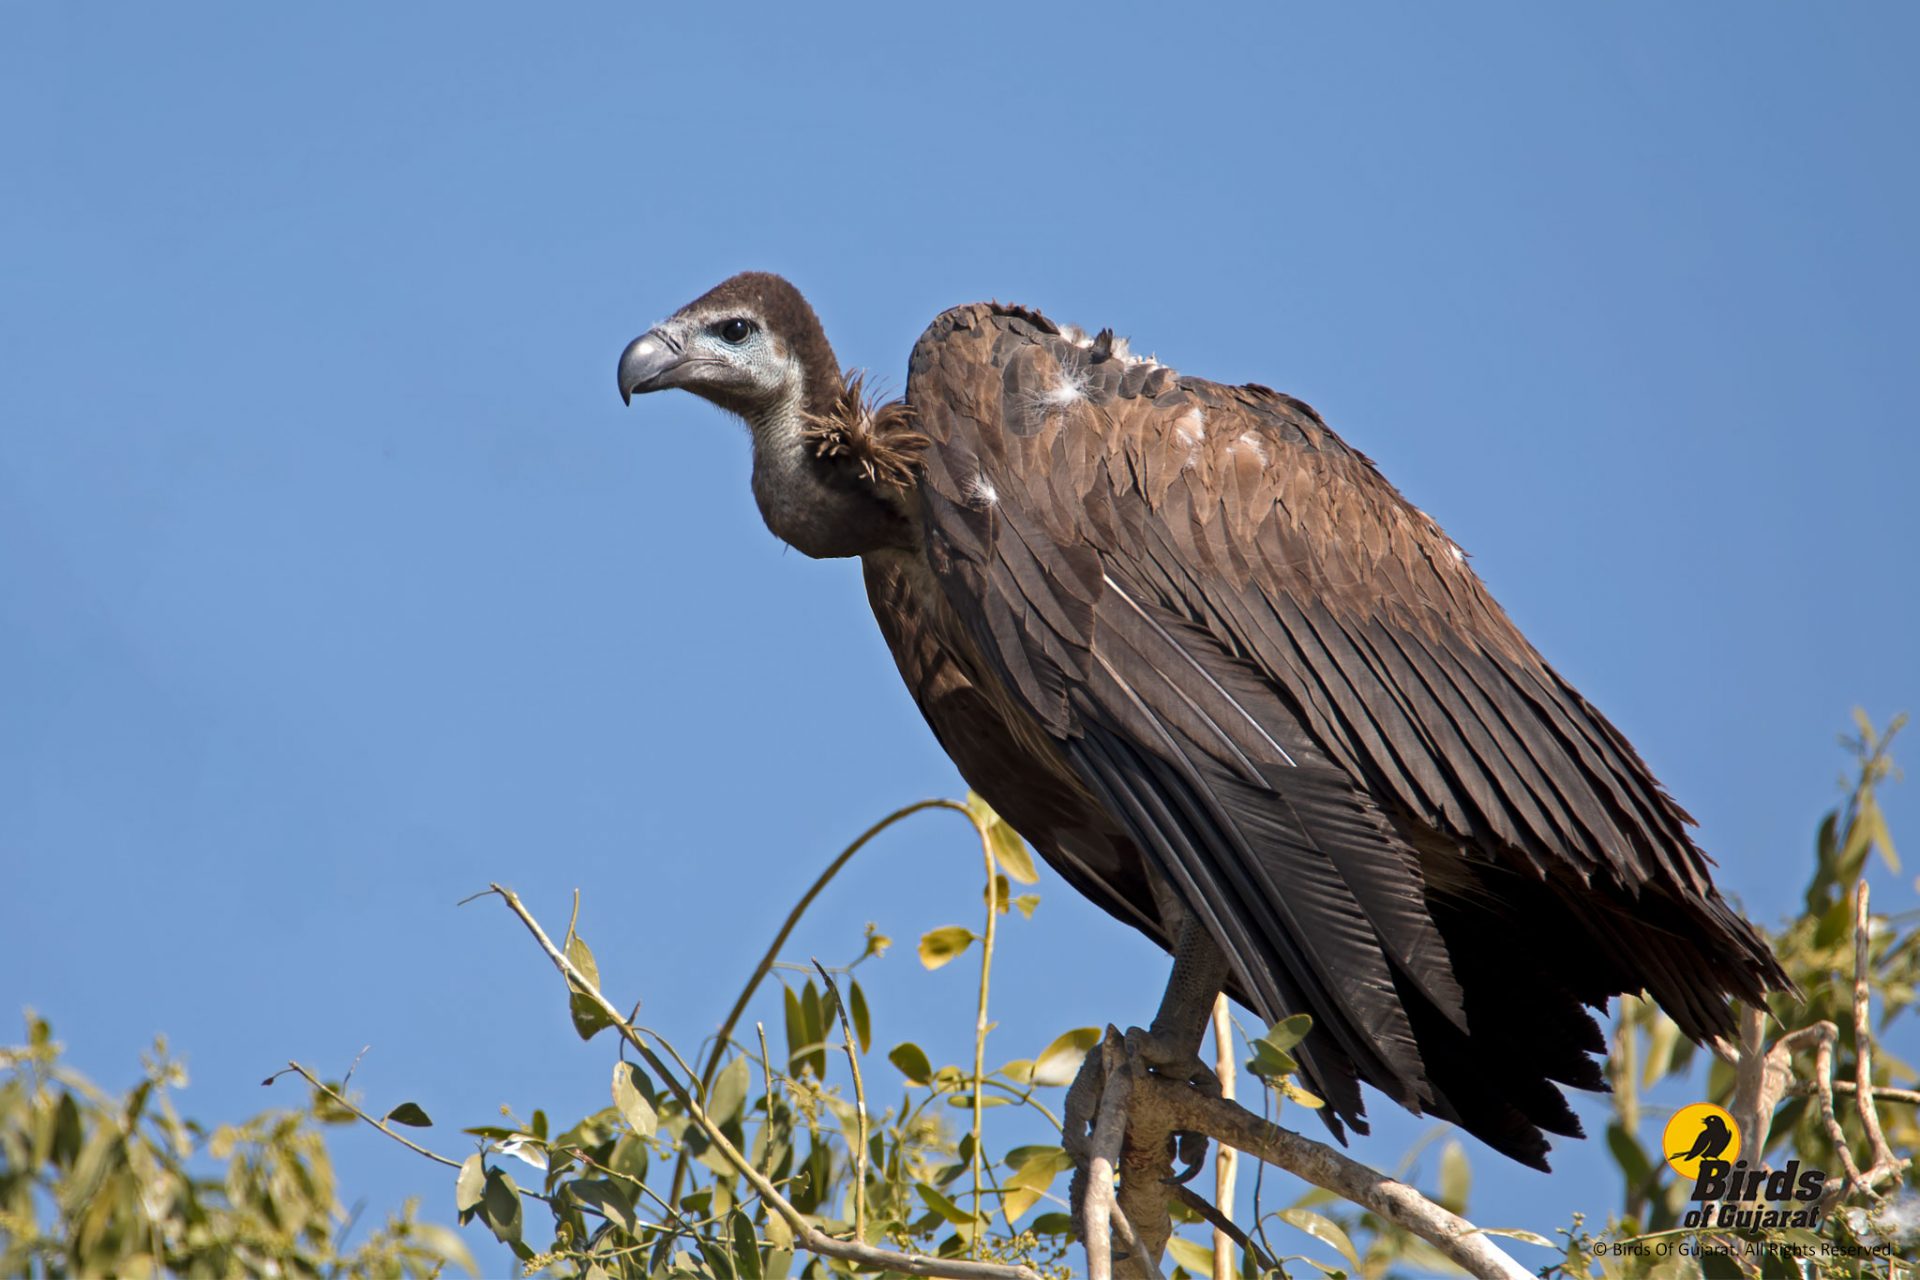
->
<box><xmin>1167</xmin><ymin>1129</ymin><xmax>1210</xmax><ymax>1184</ymax></box>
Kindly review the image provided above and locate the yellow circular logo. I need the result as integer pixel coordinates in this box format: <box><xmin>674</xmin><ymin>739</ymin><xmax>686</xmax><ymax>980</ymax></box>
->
<box><xmin>1663</xmin><ymin>1103</ymin><xmax>1741</xmax><ymax>1181</ymax></box>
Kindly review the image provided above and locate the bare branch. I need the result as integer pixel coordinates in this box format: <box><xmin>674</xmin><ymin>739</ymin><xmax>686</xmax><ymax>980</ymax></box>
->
<box><xmin>1149</xmin><ymin>1081</ymin><xmax>1530</xmax><ymax>1280</ymax></box>
<box><xmin>1210</xmin><ymin>996</ymin><xmax>1237</xmax><ymax>1280</ymax></box>
<box><xmin>1850</xmin><ymin>881</ymin><xmax>1900</xmax><ymax>1183</ymax></box>
<box><xmin>1078</xmin><ymin>1036</ymin><xmax>1124</xmax><ymax>1280</ymax></box>
<box><xmin>969</xmin><ymin>810</ymin><xmax>999</xmax><ymax>1258</ymax></box>
<box><xmin>275</xmin><ymin>1063</ymin><xmax>467</xmax><ymax>1175</ymax></box>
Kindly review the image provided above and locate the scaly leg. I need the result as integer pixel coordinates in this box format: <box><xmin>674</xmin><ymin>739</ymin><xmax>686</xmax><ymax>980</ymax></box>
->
<box><xmin>1129</xmin><ymin>916</ymin><xmax>1230</xmax><ymax>1184</ymax></box>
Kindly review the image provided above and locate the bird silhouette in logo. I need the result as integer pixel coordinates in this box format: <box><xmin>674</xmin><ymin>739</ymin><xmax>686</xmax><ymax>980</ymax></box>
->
<box><xmin>1669</xmin><ymin>1113</ymin><xmax>1734</xmax><ymax>1163</ymax></box>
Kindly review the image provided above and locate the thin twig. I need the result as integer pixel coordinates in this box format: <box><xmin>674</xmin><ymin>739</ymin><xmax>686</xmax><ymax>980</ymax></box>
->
<box><xmin>1210</xmin><ymin>995</ymin><xmax>1236</xmax><ymax>1280</ymax></box>
<box><xmin>812</xmin><ymin>960</ymin><xmax>870</xmax><ymax>1244</ymax></box>
<box><xmin>274</xmin><ymin>1063</ymin><xmax>464</xmax><ymax>1173</ymax></box>
<box><xmin>969</xmin><ymin>810</ymin><xmax>1000</xmax><ymax>1257</ymax></box>
<box><xmin>670</xmin><ymin>798</ymin><xmax>972</xmax><ymax>1208</ymax></box>
<box><xmin>487</xmin><ymin>884</ymin><xmax>1042</xmax><ymax>1280</ymax></box>
<box><xmin>1828</xmin><ymin>1081</ymin><xmax>1920</xmax><ymax>1106</ymax></box>
<box><xmin>756</xmin><ymin>1021</ymin><xmax>778</xmax><ymax>1182</ymax></box>
<box><xmin>1171</xmin><ymin>1185</ymin><xmax>1275</xmax><ymax>1277</ymax></box>
<box><xmin>1850</xmin><ymin>882</ymin><xmax>1898</xmax><ymax>1182</ymax></box>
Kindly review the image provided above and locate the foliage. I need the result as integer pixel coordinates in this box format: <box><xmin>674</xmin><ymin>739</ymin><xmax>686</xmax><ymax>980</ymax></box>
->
<box><xmin>0</xmin><ymin>1016</ymin><xmax>473</xmax><ymax>1279</ymax></box>
<box><xmin>288</xmin><ymin>792</ymin><xmax>1468</xmax><ymax>1279</ymax></box>
<box><xmin>1538</xmin><ymin>712</ymin><xmax>1918</xmax><ymax>1279</ymax></box>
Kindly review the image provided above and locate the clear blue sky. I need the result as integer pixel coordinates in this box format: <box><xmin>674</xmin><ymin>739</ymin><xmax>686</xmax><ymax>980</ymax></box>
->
<box><xmin>4</xmin><ymin>3</ymin><xmax>1916</xmax><ymax>1271</ymax></box>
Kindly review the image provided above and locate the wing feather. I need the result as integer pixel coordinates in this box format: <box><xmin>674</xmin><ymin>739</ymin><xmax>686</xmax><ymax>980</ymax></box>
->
<box><xmin>900</xmin><ymin>302</ymin><xmax>1789</xmax><ymax>1162</ymax></box>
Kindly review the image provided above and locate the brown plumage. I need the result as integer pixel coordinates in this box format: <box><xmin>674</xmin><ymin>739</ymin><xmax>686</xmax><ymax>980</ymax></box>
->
<box><xmin>802</xmin><ymin>371</ymin><xmax>927</xmax><ymax>490</ymax></box>
<box><xmin>617</xmin><ymin>274</ymin><xmax>1791</xmax><ymax>1170</ymax></box>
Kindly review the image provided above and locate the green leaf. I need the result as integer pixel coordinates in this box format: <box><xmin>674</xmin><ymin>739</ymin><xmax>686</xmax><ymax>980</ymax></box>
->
<box><xmin>1640</xmin><ymin>1014</ymin><xmax>1682</xmax><ymax>1088</ymax></box>
<box><xmin>916</xmin><ymin>1181</ymin><xmax>976</xmax><ymax>1226</ymax></box>
<box><xmin>985</xmin><ymin>873</ymin><xmax>1011</xmax><ymax>915</ymax></box>
<box><xmin>1438</xmin><ymin>1139</ymin><xmax>1469</xmax><ymax>1213</ymax></box>
<box><xmin>568</xmin><ymin>1178</ymin><xmax>637</xmax><ymax>1234</ymax></box>
<box><xmin>1030</xmin><ymin>1027</ymin><xmax>1102</xmax><ymax>1087</ymax></box>
<box><xmin>1011</xmin><ymin>894</ymin><xmax>1041</xmax><ymax>918</ymax></box>
<box><xmin>455</xmin><ymin>1153</ymin><xmax>486</xmax><ymax>1214</ymax></box>
<box><xmin>730</xmin><ymin>1206</ymin><xmax>764</xmax><ymax>1279</ymax></box>
<box><xmin>1246</xmin><ymin>1040</ymin><xmax>1298</xmax><ymax>1081</ymax></box>
<box><xmin>481</xmin><ymin>1167</ymin><xmax>523</xmax><ymax>1243</ymax></box>
<box><xmin>566</xmin><ymin>933</ymin><xmax>600</xmax><ymax>989</ymax></box>
<box><xmin>565</xmin><ymin>932</ymin><xmax>614</xmax><ymax>1039</ymax></box>
<box><xmin>709</xmin><ymin>1055</ymin><xmax>751</xmax><ymax>1127</ymax></box>
<box><xmin>1262</xmin><ymin>1013</ymin><xmax>1314</xmax><ymax>1053</ymax></box>
<box><xmin>783</xmin><ymin>984</ymin><xmax>807</xmax><ymax>1074</ymax></box>
<box><xmin>1002</xmin><ymin>1146</ymin><xmax>1073</xmax><ymax>1220</ymax></box>
<box><xmin>849</xmin><ymin>981</ymin><xmax>871</xmax><ymax>1055</ymax></box>
<box><xmin>889</xmin><ymin>1041</ymin><xmax>933</xmax><ymax>1086</ymax></box>
<box><xmin>1030</xmin><ymin>1212</ymin><xmax>1074</xmax><ymax>1236</ymax></box>
<box><xmin>612</xmin><ymin>1061</ymin><xmax>657</xmax><ymax>1137</ymax></box>
<box><xmin>1165</xmin><ymin>1236</ymin><xmax>1218</xmax><ymax>1275</ymax></box>
<box><xmin>570</xmin><ymin>991</ymin><xmax>616</xmax><ymax>1041</ymax></box>
<box><xmin>1278</xmin><ymin>1207</ymin><xmax>1361</xmax><ymax>1272</ymax></box>
<box><xmin>917</xmin><ymin>925</ymin><xmax>976</xmax><ymax>970</ymax></box>
<box><xmin>1865</xmin><ymin>797</ymin><xmax>1899</xmax><ymax>871</ymax></box>
<box><xmin>1605</xmin><ymin>1120</ymin><xmax>1654</xmax><ymax>1194</ymax></box>
<box><xmin>409</xmin><ymin>1221</ymin><xmax>480</xmax><ymax>1277</ymax></box>
<box><xmin>800</xmin><ymin>981</ymin><xmax>828</xmax><ymax>1079</ymax></box>
<box><xmin>1247</xmin><ymin>1014</ymin><xmax>1315</xmax><ymax>1083</ymax></box>
<box><xmin>383</xmin><ymin>1101</ymin><xmax>432</xmax><ymax>1128</ymax></box>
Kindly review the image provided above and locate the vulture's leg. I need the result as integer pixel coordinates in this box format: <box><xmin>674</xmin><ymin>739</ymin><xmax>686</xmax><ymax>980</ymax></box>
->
<box><xmin>1129</xmin><ymin>916</ymin><xmax>1230</xmax><ymax>1185</ymax></box>
<box><xmin>1065</xmin><ymin>917</ymin><xmax>1232</xmax><ymax>1272</ymax></box>
<box><xmin>1141</xmin><ymin>916</ymin><xmax>1232</xmax><ymax>1072</ymax></box>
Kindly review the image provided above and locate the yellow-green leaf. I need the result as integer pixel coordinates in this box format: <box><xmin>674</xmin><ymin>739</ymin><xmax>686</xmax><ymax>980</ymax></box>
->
<box><xmin>916</xmin><ymin>1181</ymin><xmax>976</xmax><ymax>1226</ymax></box>
<box><xmin>889</xmin><ymin>1042</ymin><xmax>933</xmax><ymax>1086</ymax></box>
<box><xmin>1438</xmin><ymin>1139</ymin><xmax>1469</xmax><ymax>1212</ymax></box>
<box><xmin>455</xmin><ymin>1153</ymin><xmax>486</xmax><ymax>1214</ymax></box>
<box><xmin>966</xmin><ymin>792</ymin><xmax>1040</xmax><ymax>884</ymax></box>
<box><xmin>566</xmin><ymin>934</ymin><xmax>600</xmax><ymax>991</ymax></box>
<box><xmin>918</xmin><ymin>925</ymin><xmax>976</xmax><ymax>970</ymax></box>
<box><xmin>708</xmin><ymin>1055</ymin><xmax>750</xmax><ymax>1126</ymax></box>
<box><xmin>1030</xmin><ymin>1027</ymin><xmax>1102</xmax><ymax>1087</ymax></box>
<box><xmin>1278</xmin><ymin>1207</ymin><xmax>1361</xmax><ymax>1272</ymax></box>
<box><xmin>1165</xmin><ymin>1236</ymin><xmax>1218</xmax><ymax>1275</ymax></box>
<box><xmin>612</xmin><ymin>1061</ymin><xmax>656</xmax><ymax>1137</ymax></box>
<box><xmin>1278</xmin><ymin>1078</ymin><xmax>1325</xmax><ymax>1108</ymax></box>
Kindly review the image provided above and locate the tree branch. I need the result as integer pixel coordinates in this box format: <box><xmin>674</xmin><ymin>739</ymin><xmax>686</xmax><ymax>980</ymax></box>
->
<box><xmin>488</xmin><ymin>883</ymin><xmax>1043</xmax><ymax>1280</ymax></box>
<box><xmin>672</xmin><ymin>798</ymin><xmax>973</xmax><ymax>1207</ymax></box>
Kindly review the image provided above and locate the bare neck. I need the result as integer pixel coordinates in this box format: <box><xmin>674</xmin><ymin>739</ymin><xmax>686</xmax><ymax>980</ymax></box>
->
<box><xmin>744</xmin><ymin>384</ymin><xmax>911</xmax><ymax>560</ymax></box>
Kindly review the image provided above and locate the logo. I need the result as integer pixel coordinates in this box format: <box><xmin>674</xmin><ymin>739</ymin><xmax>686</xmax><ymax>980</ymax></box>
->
<box><xmin>1665</xmin><ymin>1102</ymin><xmax>1828</xmax><ymax>1230</ymax></box>
<box><xmin>1663</xmin><ymin>1103</ymin><xmax>1740</xmax><ymax>1181</ymax></box>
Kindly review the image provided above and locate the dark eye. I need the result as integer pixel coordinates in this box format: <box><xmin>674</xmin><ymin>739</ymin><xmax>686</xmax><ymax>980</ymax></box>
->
<box><xmin>716</xmin><ymin>317</ymin><xmax>754</xmax><ymax>344</ymax></box>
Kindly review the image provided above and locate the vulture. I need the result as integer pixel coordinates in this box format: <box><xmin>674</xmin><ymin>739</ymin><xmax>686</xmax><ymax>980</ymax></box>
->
<box><xmin>616</xmin><ymin>273</ymin><xmax>1789</xmax><ymax>1169</ymax></box>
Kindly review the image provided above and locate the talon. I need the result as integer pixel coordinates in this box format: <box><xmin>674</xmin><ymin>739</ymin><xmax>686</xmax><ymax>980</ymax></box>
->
<box><xmin>1123</xmin><ymin>1025</ymin><xmax>1220</xmax><ymax>1092</ymax></box>
<box><xmin>1167</xmin><ymin>1129</ymin><xmax>1209</xmax><ymax>1184</ymax></box>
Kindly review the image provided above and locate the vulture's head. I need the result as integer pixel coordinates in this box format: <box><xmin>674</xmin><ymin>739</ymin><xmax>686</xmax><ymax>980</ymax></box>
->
<box><xmin>616</xmin><ymin>272</ymin><xmax>842</xmax><ymax>425</ymax></box>
<box><xmin>616</xmin><ymin>272</ymin><xmax>919</xmax><ymax>561</ymax></box>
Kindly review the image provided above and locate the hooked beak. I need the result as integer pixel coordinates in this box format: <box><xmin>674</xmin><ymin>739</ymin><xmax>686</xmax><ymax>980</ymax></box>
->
<box><xmin>617</xmin><ymin>328</ymin><xmax>688</xmax><ymax>404</ymax></box>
